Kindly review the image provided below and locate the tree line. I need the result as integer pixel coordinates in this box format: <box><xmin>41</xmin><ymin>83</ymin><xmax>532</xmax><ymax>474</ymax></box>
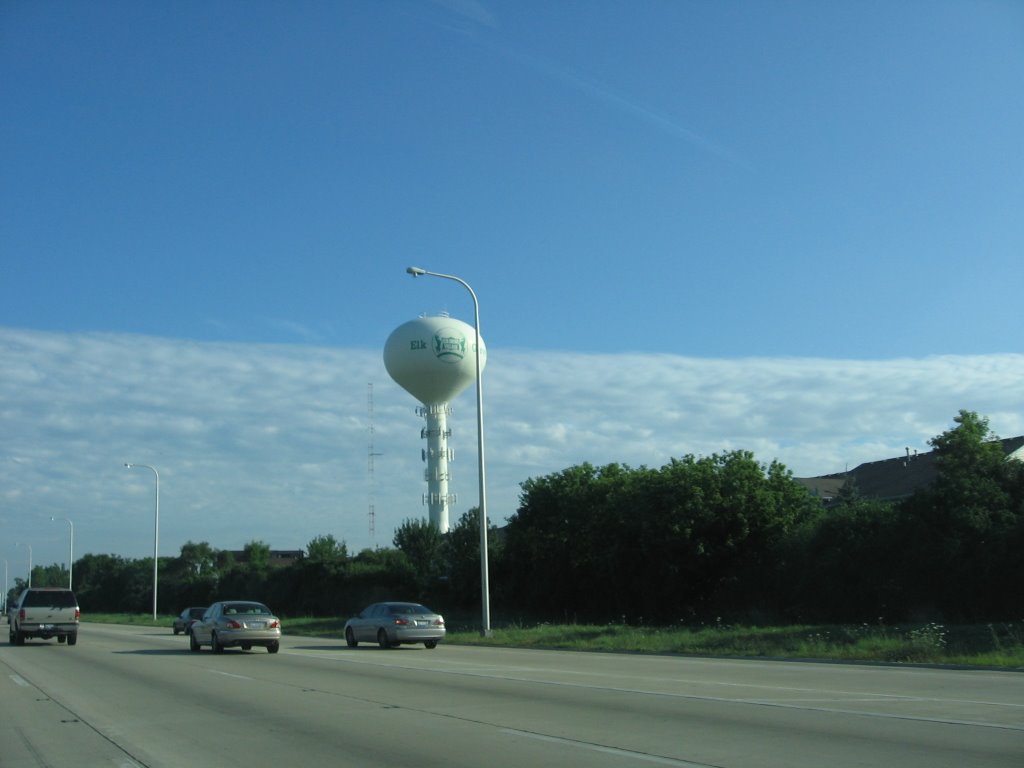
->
<box><xmin>9</xmin><ymin>411</ymin><xmax>1022</xmax><ymax>626</ymax></box>
<box><xmin>502</xmin><ymin>411</ymin><xmax>1022</xmax><ymax>624</ymax></box>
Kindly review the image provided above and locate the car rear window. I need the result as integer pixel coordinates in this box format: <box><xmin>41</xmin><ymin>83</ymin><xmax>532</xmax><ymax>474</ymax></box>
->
<box><xmin>225</xmin><ymin>603</ymin><xmax>269</xmax><ymax>615</ymax></box>
<box><xmin>389</xmin><ymin>604</ymin><xmax>428</xmax><ymax>615</ymax></box>
<box><xmin>22</xmin><ymin>590</ymin><xmax>78</xmax><ymax>608</ymax></box>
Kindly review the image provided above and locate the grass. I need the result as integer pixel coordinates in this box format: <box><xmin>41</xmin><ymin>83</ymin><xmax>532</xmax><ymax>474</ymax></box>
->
<box><xmin>81</xmin><ymin>613</ymin><xmax>1024</xmax><ymax>669</ymax></box>
<box><xmin>446</xmin><ymin>620</ymin><xmax>1024</xmax><ymax>668</ymax></box>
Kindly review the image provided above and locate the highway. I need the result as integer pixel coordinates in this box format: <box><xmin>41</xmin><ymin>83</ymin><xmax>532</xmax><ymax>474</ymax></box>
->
<box><xmin>1</xmin><ymin>623</ymin><xmax>1021</xmax><ymax>767</ymax></box>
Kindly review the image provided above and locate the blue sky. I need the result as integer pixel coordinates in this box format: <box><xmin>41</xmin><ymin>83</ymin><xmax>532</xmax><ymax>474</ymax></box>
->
<box><xmin>2</xmin><ymin>2</ymin><xmax>1022</xmax><ymax>573</ymax></box>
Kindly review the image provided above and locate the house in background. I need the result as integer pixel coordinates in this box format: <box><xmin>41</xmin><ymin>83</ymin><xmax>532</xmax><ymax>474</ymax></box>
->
<box><xmin>796</xmin><ymin>436</ymin><xmax>1024</xmax><ymax>505</ymax></box>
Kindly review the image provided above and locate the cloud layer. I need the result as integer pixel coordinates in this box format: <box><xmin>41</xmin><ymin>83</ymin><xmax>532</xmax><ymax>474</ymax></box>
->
<box><xmin>2</xmin><ymin>327</ymin><xmax>1021</xmax><ymax>569</ymax></box>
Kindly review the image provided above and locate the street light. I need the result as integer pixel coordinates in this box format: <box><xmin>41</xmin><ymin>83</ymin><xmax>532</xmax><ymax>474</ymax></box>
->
<box><xmin>406</xmin><ymin>266</ymin><xmax>491</xmax><ymax>636</ymax></box>
<box><xmin>125</xmin><ymin>463</ymin><xmax>160</xmax><ymax>620</ymax></box>
<box><xmin>16</xmin><ymin>543</ymin><xmax>32</xmax><ymax>588</ymax></box>
<box><xmin>51</xmin><ymin>516</ymin><xmax>74</xmax><ymax>589</ymax></box>
<box><xmin>2</xmin><ymin>559</ymin><xmax>7</xmax><ymax>614</ymax></box>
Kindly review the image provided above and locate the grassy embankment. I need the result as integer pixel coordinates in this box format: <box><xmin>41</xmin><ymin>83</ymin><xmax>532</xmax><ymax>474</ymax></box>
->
<box><xmin>85</xmin><ymin>613</ymin><xmax>1024</xmax><ymax>669</ymax></box>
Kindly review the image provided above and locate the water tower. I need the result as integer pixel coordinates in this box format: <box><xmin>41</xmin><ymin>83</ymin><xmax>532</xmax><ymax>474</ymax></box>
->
<box><xmin>384</xmin><ymin>314</ymin><xmax>487</xmax><ymax>533</ymax></box>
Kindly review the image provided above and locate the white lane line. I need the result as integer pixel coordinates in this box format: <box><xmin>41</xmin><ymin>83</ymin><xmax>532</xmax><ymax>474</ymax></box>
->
<box><xmin>504</xmin><ymin>729</ymin><xmax>720</xmax><ymax>767</ymax></box>
<box><xmin>9</xmin><ymin>674</ymin><xmax>30</xmax><ymax>687</ymax></box>
<box><xmin>207</xmin><ymin>670</ymin><xmax>253</xmax><ymax>681</ymax></box>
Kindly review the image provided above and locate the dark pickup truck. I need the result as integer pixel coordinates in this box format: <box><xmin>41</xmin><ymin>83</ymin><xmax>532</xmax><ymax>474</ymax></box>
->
<box><xmin>9</xmin><ymin>588</ymin><xmax>80</xmax><ymax>645</ymax></box>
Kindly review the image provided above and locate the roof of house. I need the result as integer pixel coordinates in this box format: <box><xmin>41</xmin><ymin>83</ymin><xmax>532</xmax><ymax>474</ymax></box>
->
<box><xmin>796</xmin><ymin>436</ymin><xmax>1024</xmax><ymax>502</ymax></box>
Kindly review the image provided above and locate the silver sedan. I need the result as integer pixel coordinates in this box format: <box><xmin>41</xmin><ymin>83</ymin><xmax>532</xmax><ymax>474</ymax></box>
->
<box><xmin>189</xmin><ymin>601</ymin><xmax>281</xmax><ymax>654</ymax></box>
<box><xmin>344</xmin><ymin>602</ymin><xmax>446</xmax><ymax>649</ymax></box>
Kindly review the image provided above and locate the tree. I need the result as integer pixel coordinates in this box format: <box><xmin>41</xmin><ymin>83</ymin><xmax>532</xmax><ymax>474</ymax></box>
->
<box><xmin>177</xmin><ymin>541</ymin><xmax>217</xmax><ymax>577</ymax></box>
<box><xmin>504</xmin><ymin>463</ymin><xmax>624</xmax><ymax>619</ymax></box>
<box><xmin>928</xmin><ymin>410</ymin><xmax>1011</xmax><ymax>529</ymax></box>
<box><xmin>503</xmin><ymin>454</ymin><xmax>820</xmax><ymax>623</ymax></box>
<box><xmin>160</xmin><ymin>541</ymin><xmax>220</xmax><ymax>609</ymax></box>
<box><xmin>445</xmin><ymin>507</ymin><xmax>502</xmax><ymax>609</ymax></box>
<box><xmin>217</xmin><ymin>541</ymin><xmax>272</xmax><ymax>601</ymax></box>
<box><xmin>279</xmin><ymin>534</ymin><xmax>351</xmax><ymax>616</ymax></box>
<box><xmin>897</xmin><ymin>410</ymin><xmax>1020</xmax><ymax>619</ymax></box>
<box><xmin>30</xmin><ymin>562</ymin><xmax>66</xmax><ymax>588</ymax></box>
<box><xmin>393</xmin><ymin>518</ymin><xmax>445</xmax><ymax>599</ymax></box>
<box><xmin>73</xmin><ymin>553</ymin><xmax>137</xmax><ymax>612</ymax></box>
<box><xmin>781</xmin><ymin>496</ymin><xmax>902</xmax><ymax>622</ymax></box>
<box><xmin>306</xmin><ymin>534</ymin><xmax>348</xmax><ymax>563</ymax></box>
<box><xmin>634</xmin><ymin>452</ymin><xmax>818</xmax><ymax>622</ymax></box>
<box><xmin>242</xmin><ymin>540</ymin><xmax>272</xmax><ymax>571</ymax></box>
<box><xmin>347</xmin><ymin>547</ymin><xmax>416</xmax><ymax>607</ymax></box>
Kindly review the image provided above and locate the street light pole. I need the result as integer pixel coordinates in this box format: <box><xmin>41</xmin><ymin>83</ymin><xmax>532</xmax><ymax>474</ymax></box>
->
<box><xmin>2</xmin><ymin>559</ymin><xmax>7</xmax><ymax>614</ymax></box>
<box><xmin>406</xmin><ymin>266</ymin><xmax>491</xmax><ymax>636</ymax></box>
<box><xmin>51</xmin><ymin>516</ymin><xmax>74</xmax><ymax>589</ymax></box>
<box><xmin>16</xmin><ymin>543</ymin><xmax>32</xmax><ymax>588</ymax></box>
<box><xmin>125</xmin><ymin>463</ymin><xmax>160</xmax><ymax>620</ymax></box>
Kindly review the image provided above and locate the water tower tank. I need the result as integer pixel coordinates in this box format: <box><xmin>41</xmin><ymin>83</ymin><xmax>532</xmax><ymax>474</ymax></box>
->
<box><xmin>384</xmin><ymin>315</ymin><xmax>487</xmax><ymax>533</ymax></box>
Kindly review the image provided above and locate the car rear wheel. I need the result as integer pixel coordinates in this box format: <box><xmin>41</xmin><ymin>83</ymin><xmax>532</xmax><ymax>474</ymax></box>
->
<box><xmin>424</xmin><ymin>640</ymin><xmax>438</xmax><ymax>649</ymax></box>
<box><xmin>189</xmin><ymin>631</ymin><xmax>201</xmax><ymax>652</ymax></box>
<box><xmin>212</xmin><ymin>632</ymin><xmax>224</xmax><ymax>654</ymax></box>
<box><xmin>14</xmin><ymin>629</ymin><xmax>25</xmax><ymax>646</ymax></box>
<box><xmin>67</xmin><ymin>632</ymin><xmax>77</xmax><ymax>646</ymax></box>
<box><xmin>345</xmin><ymin>627</ymin><xmax>358</xmax><ymax>648</ymax></box>
<box><xmin>267</xmin><ymin>641</ymin><xmax>279</xmax><ymax>654</ymax></box>
<box><xmin>377</xmin><ymin>628</ymin><xmax>392</xmax><ymax>649</ymax></box>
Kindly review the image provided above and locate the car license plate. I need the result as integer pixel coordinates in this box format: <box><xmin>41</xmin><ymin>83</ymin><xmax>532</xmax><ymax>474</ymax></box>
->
<box><xmin>248</xmin><ymin>621</ymin><xmax>265</xmax><ymax>628</ymax></box>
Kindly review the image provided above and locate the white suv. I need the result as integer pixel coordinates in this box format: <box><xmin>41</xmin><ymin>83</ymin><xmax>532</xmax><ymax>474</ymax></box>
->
<box><xmin>9</xmin><ymin>588</ymin><xmax>80</xmax><ymax>646</ymax></box>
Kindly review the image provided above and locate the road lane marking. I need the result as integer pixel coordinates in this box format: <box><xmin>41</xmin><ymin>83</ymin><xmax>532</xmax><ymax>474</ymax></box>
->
<box><xmin>505</xmin><ymin>729</ymin><xmax>720</xmax><ymax>767</ymax></box>
<box><xmin>207</xmin><ymin>669</ymin><xmax>254</xmax><ymax>681</ymax></box>
<box><xmin>9</xmin><ymin>674</ymin><xmax>30</xmax><ymax>687</ymax></box>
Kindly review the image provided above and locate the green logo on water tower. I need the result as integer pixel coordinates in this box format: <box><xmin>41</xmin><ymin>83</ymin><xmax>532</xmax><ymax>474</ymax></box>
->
<box><xmin>433</xmin><ymin>329</ymin><xmax>466</xmax><ymax>363</ymax></box>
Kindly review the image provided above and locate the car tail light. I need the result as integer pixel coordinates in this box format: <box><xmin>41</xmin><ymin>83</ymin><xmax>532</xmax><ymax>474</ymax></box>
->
<box><xmin>18</xmin><ymin>609</ymin><xmax>25</xmax><ymax>621</ymax></box>
<box><xmin>434</xmin><ymin>618</ymin><xmax>445</xmax><ymax>627</ymax></box>
<box><xmin>393</xmin><ymin>617</ymin><xmax>411</xmax><ymax>626</ymax></box>
<box><xmin>226</xmin><ymin>619</ymin><xmax>243</xmax><ymax>629</ymax></box>
<box><xmin>268</xmin><ymin>619</ymin><xmax>280</xmax><ymax>629</ymax></box>
<box><xmin>75</xmin><ymin>608</ymin><xmax>81</xmax><ymax>621</ymax></box>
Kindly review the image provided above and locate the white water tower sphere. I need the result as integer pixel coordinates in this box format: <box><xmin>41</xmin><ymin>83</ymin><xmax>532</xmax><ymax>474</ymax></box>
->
<box><xmin>384</xmin><ymin>315</ymin><xmax>487</xmax><ymax>533</ymax></box>
<box><xmin>384</xmin><ymin>315</ymin><xmax>485</xmax><ymax>404</ymax></box>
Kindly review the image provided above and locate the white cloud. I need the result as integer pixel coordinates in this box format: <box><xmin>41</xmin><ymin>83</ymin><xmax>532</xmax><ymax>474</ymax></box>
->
<box><xmin>2</xmin><ymin>327</ymin><xmax>1021</xmax><ymax>570</ymax></box>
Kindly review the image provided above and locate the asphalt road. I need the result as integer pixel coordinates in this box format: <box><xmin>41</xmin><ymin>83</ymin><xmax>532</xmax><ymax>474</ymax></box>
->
<box><xmin>1</xmin><ymin>623</ymin><xmax>1021</xmax><ymax>767</ymax></box>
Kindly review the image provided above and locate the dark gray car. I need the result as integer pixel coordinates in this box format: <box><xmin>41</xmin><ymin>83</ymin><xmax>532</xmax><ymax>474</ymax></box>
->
<box><xmin>344</xmin><ymin>602</ymin><xmax>445</xmax><ymax>649</ymax></box>
<box><xmin>173</xmin><ymin>606</ymin><xmax>206</xmax><ymax>635</ymax></box>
